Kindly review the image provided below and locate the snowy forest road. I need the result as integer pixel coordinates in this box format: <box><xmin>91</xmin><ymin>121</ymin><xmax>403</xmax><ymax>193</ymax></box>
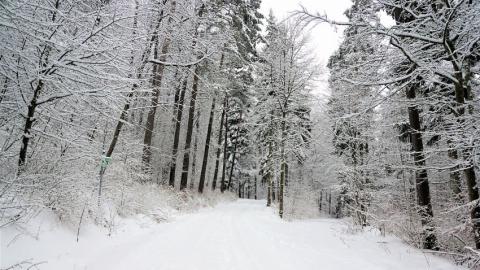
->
<box><xmin>3</xmin><ymin>200</ymin><xmax>464</xmax><ymax>270</ymax></box>
<box><xmin>84</xmin><ymin>199</ymin><xmax>460</xmax><ymax>270</ymax></box>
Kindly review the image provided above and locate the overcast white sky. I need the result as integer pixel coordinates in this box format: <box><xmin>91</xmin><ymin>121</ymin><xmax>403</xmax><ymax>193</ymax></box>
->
<box><xmin>259</xmin><ymin>0</ymin><xmax>352</xmax><ymax>97</ymax></box>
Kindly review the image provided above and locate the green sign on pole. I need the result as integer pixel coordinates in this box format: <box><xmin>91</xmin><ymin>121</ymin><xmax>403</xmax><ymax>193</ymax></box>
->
<box><xmin>101</xmin><ymin>156</ymin><xmax>112</xmax><ymax>169</ymax></box>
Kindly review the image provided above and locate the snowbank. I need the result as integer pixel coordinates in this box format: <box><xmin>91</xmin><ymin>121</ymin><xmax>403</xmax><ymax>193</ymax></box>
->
<box><xmin>1</xmin><ymin>187</ymin><xmax>235</xmax><ymax>269</ymax></box>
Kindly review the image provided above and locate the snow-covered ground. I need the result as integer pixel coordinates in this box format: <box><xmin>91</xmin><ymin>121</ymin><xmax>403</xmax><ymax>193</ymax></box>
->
<box><xmin>2</xmin><ymin>199</ymin><xmax>464</xmax><ymax>270</ymax></box>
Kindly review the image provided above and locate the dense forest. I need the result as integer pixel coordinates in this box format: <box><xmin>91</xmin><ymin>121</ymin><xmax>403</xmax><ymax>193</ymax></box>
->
<box><xmin>1</xmin><ymin>0</ymin><xmax>480</xmax><ymax>269</ymax></box>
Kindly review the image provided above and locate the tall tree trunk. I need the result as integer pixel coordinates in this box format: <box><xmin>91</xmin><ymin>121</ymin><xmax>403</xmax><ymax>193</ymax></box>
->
<box><xmin>142</xmin><ymin>1</ymin><xmax>175</xmax><ymax>172</ymax></box>
<box><xmin>441</xmin><ymin>17</ymin><xmax>480</xmax><ymax>245</ymax></box>
<box><xmin>0</xmin><ymin>72</ymin><xmax>8</xmax><ymax>105</ymax></box>
<box><xmin>18</xmin><ymin>80</ymin><xmax>43</xmax><ymax>174</ymax></box>
<box><xmin>272</xmin><ymin>179</ymin><xmax>276</xmax><ymax>202</ymax></box>
<box><xmin>211</xmin><ymin>98</ymin><xmax>225</xmax><ymax>191</ymax></box>
<box><xmin>190</xmin><ymin>109</ymin><xmax>201</xmax><ymax>189</ymax></box>
<box><xmin>279</xmin><ymin>111</ymin><xmax>286</xmax><ymax>218</ymax></box>
<box><xmin>464</xmin><ymin>166</ymin><xmax>480</xmax><ymax>249</ymax></box>
<box><xmin>319</xmin><ymin>191</ymin><xmax>323</xmax><ymax>212</ymax></box>
<box><xmin>406</xmin><ymin>85</ymin><xmax>436</xmax><ymax>250</ymax></box>
<box><xmin>254</xmin><ymin>176</ymin><xmax>257</xmax><ymax>200</ymax></box>
<box><xmin>198</xmin><ymin>97</ymin><xmax>216</xmax><ymax>193</ymax></box>
<box><xmin>238</xmin><ymin>181</ymin><xmax>242</xmax><ymax>198</ymax></box>
<box><xmin>17</xmin><ymin>3</ymin><xmax>59</xmax><ymax>174</ymax></box>
<box><xmin>200</xmin><ymin>52</ymin><xmax>224</xmax><ymax>192</ymax></box>
<box><xmin>142</xmin><ymin>38</ymin><xmax>163</xmax><ymax>171</ymax></box>
<box><xmin>106</xmin><ymin>90</ymin><xmax>135</xmax><ymax>158</ymax></box>
<box><xmin>180</xmin><ymin>66</ymin><xmax>200</xmax><ymax>190</ymax></box>
<box><xmin>447</xmin><ymin>146</ymin><xmax>462</xmax><ymax>198</ymax></box>
<box><xmin>105</xmin><ymin>12</ymin><xmax>160</xmax><ymax>159</ymax></box>
<box><xmin>176</xmin><ymin>3</ymin><xmax>205</xmax><ymax>189</ymax></box>
<box><xmin>220</xmin><ymin>97</ymin><xmax>229</xmax><ymax>192</ymax></box>
<box><xmin>285</xmin><ymin>162</ymin><xmax>289</xmax><ymax>187</ymax></box>
<box><xmin>452</xmin><ymin>73</ymin><xmax>480</xmax><ymax>249</ymax></box>
<box><xmin>168</xmin><ymin>74</ymin><xmax>189</xmax><ymax>187</ymax></box>
<box><xmin>267</xmin><ymin>140</ymin><xmax>273</xmax><ymax>207</ymax></box>
<box><xmin>227</xmin><ymin>110</ymin><xmax>242</xmax><ymax>190</ymax></box>
<box><xmin>328</xmin><ymin>192</ymin><xmax>332</xmax><ymax>215</ymax></box>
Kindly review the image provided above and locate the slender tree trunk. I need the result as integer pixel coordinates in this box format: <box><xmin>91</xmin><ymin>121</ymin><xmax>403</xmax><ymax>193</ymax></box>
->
<box><xmin>105</xmin><ymin>0</ymin><xmax>148</xmax><ymax>157</ymax></box>
<box><xmin>447</xmin><ymin>146</ymin><xmax>462</xmax><ymax>198</ymax></box>
<box><xmin>238</xmin><ymin>181</ymin><xmax>241</xmax><ymax>198</ymax></box>
<box><xmin>272</xmin><ymin>179</ymin><xmax>276</xmax><ymax>202</ymax></box>
<box><xmin>142</xmin><ymin>41</ymin><xmax>170</xmax><ymax>171</ymax></box>
<box><xmin>441</xmin><ymin>24</ymin><xmax>480</xmax><ymax>246</ymax></box>
<box><xmin>406</xmin><ymin>85</ymin><xmax>436</xmax><ymax>250</ymax></box>
<box><xmin>0</xmin><ymin>77</ymin><xmax>8</xmax><ymax>105</ymax></box>
<box><xmin>198</xmin><ymin>97</ymin><xmax>216</xmax><ymax>193</ymax></box>
<box><xmin>199</xmin><ymin>52</ymin><xmax>224</xmax><ymax>192</ymax></box>
<box><xmin>267</xmin><ymin>140</ymin><xmax>273</xmax><ymax>207</ymax></box>
<box><xmin>254</xmin><ymin>176</ymin><xmax>257</xmax><ymax>200</ymax></box>
<box><xmin>465</xmin><ymin>166</ymin><xmax>480</xmax><ymax>249</ymax></box>
<box><xmin>190</xmin><ymin>109</ymin><xmax>201</xmax><ymax>189</ymax></box>
<box><xmin>452</xmin><ymin>77</ymin><xmax>480</xmax><ymax>249</ymax></box>
<box><xmin>168</xmin><ymin>74</ymin><xmax>189</xmax><ymax>187</ymax></box>
<box><xmin>319</xmin><ymin>191</ymin><xmax>323</xmax><ymax>212</ymax></box>
<box><xmin>227</xmin><ymin>143</ymin><xmax>237</xmax><ymax>191</ymax></box>
<box><xmin>285</xmin><ymin>162</ymin><xmax>289</xmax><ymax>187</ymax></box>
<box><xmin>328</xmin><ymin>192</ymin><xmax>332</xmax><ymax>215</ymax></box>
<box><xmin>105</xmin><ymin>14</ymin><xmax>159</xmax><ymax>159</ymax></box>
<box><xmin>227</xmin><ymin>110</ymin><xmax>242</xmax><ymax>190</ymax></box>
<box><xmin>279</xmin><ymin>111</ymin><xmax>286</xmax><ymax>218</ymax></box>
<box><xmin>141</xmin><ymin>2</ymin><xmax>175</xmax><ymax>172</ymax></box>
<box><xmin>16</xmin><ymin>0</ymin><xmax>64</xmax><ymax>174</ymax></box>
<box><xmin>220</xmin><ymin>97</ymin><xmax>229</xmax><ymax>192</ymax></box>
<box><xmin>211</xmin><ymin>98</ymin><xmax>225</xmax><ymax>191</ymax></box>
<box><xmin>106</xmin><ymin>90</ymin><xmax>135</xmax><ymax>158</ymax></box>
<box><xmin>18</xmin><ymin>81</ymin><xmax>43</xmax><ymax>174</ymax></box>
<box><xmin>180</xmin><ymin>66</ymin><xmax>200</xmax><ymax>190</ymax></box>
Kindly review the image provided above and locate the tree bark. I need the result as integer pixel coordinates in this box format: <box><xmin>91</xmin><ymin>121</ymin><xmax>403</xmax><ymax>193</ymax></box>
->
<box><xmin>285</xmin><ymin>162</ymin><xmax>289</xmax><ymax>187</ymax></box>
<box><xmin>105</xmin><ymin>8</ymin><xmax>161</xmax><ymax>159</ymax></box>
<box><xmin>106</xmin><ymin>90</ymin><xmax>134</xmax><ymax>158</ymax></box>
<box><xmin>180</xmin><ymin>66</ymin><xmax>200</xmax><ymax>190</ymax></box>
<box><xmin>141</xmin><ymin>1</ymin><xmax>175</xmax><ymax>172</ymax></box>
<box><xmin>328</xmin><ymin>192</ymin><xmax>332</xmax><ymax>215</ymax></box>
<box><xmin>238</xmin><ymin>181</ymin><xmax>242</xmax><ymax>198</ymax></box>
<box><xmin>447</xmin><ymin>146</ymin><xmax>462</xmax><ymax>198</ymax></box>
<box><xmin>168</xmin><ymin>74</ymin><xmax>189</xmax><ymax>187</ymax></box>
<box><xmin>220</xmin><ymin>97</ymin><xmax>229</xmax><ymax>192</ymax></box>
<box><xmin>142</xmin><ymin>40</ymin><xmax>171</xmax><ymax>172</ymax></box>
<box><xmin>211</xmin><ymin>98</ymin><xmax>225</xmax><ymax>191</ymax></box>
<box><xmin>279</xmin><ymin>111</ymin><xmax>286</xmax><ymax>218</ymax></box>
<box><xmin>0</xmin><ymin>77</ymin><xmax>8</xmax><ymax>105</ymax></box>
<box><xmin>319</xmin><ymin>191</ymin><xmax>323</xmax><ymax>212</ymax></box>
<box><xmin>254</xmin><ymin>176</ymin><xmax>257</xmax><ymax>200</ymax></box>
<box><xmin>464</xmin><ymin>166</ymin><xmax>480</xmax><ymax>249</ymax></box>
<box><xmin>198</xmin><ymin>97</ymin><xmax>216</xmax><ymax>193</ymax></box>
<box><xmin>18</xmin><ymin>80</ymin><xmax>43</xmax><ymax>174</ymax></box>
<box><xmin>227</xmin><ymin>110</ymin><xmax>242</xmax><ymax>190</ymax></box>
<box><xmin>190</xmin><ymin>109</ymin><xmax>201</xmax><ymax>189</ymax></box>
<box><xmin>406</xmin><ymin>85</ymin><xmax>437</xmax><ymax>250</ymax></box>
<box><xmin>267</xmin><ymin>140</ymin><xmax>273</xmax><ymax>207</ymax></box>
<box><xmin>452</xmin><ymin>72</ymin><xmax>480</xmax><ymax>249</ymax></box>
<box><xmin>272</xmin><ymin>179</ymin><xmax>276</xmax><ymax>202</ymax></box>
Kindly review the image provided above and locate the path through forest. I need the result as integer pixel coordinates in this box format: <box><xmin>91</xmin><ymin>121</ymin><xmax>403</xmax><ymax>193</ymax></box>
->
<box><xmin>3</xmin><ymin>200</ymin><xmax>464</xmax><ymax>270</ymax></box>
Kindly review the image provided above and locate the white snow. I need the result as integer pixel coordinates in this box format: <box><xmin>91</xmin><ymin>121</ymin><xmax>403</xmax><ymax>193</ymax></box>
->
<box><xmin>2</xmin><ymin>200</ymin><xmax>464</xmax><ymax>270</ymax></box>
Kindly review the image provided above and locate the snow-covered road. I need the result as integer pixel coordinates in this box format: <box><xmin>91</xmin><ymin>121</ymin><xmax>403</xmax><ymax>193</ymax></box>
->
<box><xmin>3</xmin><ymin>199</ymin><xmax>463</xmax><ymax>270</ymax></box>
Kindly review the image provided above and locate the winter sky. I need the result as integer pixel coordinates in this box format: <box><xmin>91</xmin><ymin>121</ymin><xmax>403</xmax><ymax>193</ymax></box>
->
<box><xmin>260</xmin><ymin>0</ymin><xmax>353</xmax><ymax>98</ymax></box>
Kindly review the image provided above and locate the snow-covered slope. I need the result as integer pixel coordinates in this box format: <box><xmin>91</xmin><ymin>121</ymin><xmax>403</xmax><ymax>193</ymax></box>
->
<box><xmin>2</xmin><ymin>199</ymin><xmax>463</xmax><ymax>270</ymax></box>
